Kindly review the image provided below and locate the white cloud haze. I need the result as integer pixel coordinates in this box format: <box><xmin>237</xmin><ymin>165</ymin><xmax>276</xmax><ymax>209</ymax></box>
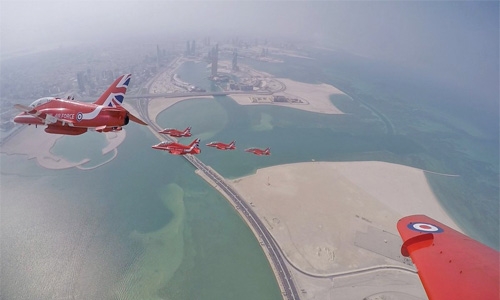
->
<box><xmin>1</xmin><ymin>1</ymin><xmax>498</xmax><ymax>102</ymax></box>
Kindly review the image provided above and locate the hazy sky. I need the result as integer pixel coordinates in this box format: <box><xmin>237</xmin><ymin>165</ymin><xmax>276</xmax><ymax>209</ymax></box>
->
<box><xmin>1</xmin><ymin>1</ymin><xmax>498</xmax><ymax>102</ymax></box>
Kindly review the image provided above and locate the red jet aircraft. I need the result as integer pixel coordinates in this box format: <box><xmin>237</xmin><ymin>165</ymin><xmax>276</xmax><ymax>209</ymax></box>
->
<box><xmin>397</xmin><ymin>214</ymin><xmax>499</xmax><ymax>300</ymax></box>
<box><xmin>13</xmin><ymin>74</ymin><xmax>147</xmax><ymax>135</ymax></box>
<box><xmin>152</xmin><ymin>138</ymin><xmax>201</xmax><ymax>155</ymax></box>
<box><xmin>206</xmin><ymin>140</ymin><xmax>236</xmax><ymax>150</ymax></box>
<box><xmin>245</xmin><ymin>147</ymin><xmax>270</xmax><ymax>156</ymax></box>
<box><xmin>158</xmin><ymin>127</ymin><xmax>192</xmax><ymax>137</ymax></box>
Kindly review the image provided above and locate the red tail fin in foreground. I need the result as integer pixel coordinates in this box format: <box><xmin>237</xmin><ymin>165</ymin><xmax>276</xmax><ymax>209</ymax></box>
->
<box><xmin>93</xmin><ymin>74</ymin><xmax>131</xmax><ymax>107</ymax></box>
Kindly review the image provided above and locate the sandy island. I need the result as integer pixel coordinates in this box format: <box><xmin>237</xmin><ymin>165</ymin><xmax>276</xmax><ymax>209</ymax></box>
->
<box><xmin>229</xmin><ymin>78</ymin><xmax>345</xmax><ymax>115</ymax></box>
<box><xmin>231</xmin><ymin>161</ymin><xmax>458</xmax><ymax>274</ymax></box>
<box><xmin>228</xmin><ymin>161</ymin><xmax>458</xmax><ymax>299</ymax></box>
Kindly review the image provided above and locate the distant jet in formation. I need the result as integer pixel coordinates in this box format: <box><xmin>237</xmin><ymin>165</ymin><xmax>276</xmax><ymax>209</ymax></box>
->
<box><xmin>206</xmin><ymin>140</ymin><xmax>236</xmax><ymax>150</ymax></box>
<box><xmin>13</xmin><ymin>74</ymin><xmax>147</xmax><ymax>135</ymax></box>
<box><xmin>158</xmin><ymin>126</ymin><xmax>192</xmax><ymax>137</ymax></box>
<box><xmin>152</xmin><ymin>138</ymin><xmax>201</xmax><ymax>155</ymax></box>
<box><xmin>245</xmin><ymin>147</ymin><xmax>270</xmax><ymax>156</ymax></box>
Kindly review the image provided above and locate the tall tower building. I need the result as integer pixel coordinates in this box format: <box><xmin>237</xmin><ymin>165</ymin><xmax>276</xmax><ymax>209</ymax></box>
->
<box><xmin>77</xmin><ymin>71</ymin><xmax>86</xmax><ymax>92</ymax></box>
<box><xmin>157</xmin><ymin>44</ymin><xmax>161</xmax><ymax>64</ymax></box>
<box><xmin>232</xmin><ymin>49</ymin><xmax>239</xmax><ymax>71</ymax></box>
<box><xmin>211</xmin><ymin>44</ymin><xmax>218</xmax><ymax>77</ymax></box>
<box><xmin>191</xmin><ymin>40</ymin><xmax>196</xmax><ymax>55</ymax></box>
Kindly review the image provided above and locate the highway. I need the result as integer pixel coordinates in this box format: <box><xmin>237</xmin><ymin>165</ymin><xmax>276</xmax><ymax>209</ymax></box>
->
<box><xmin>132</xmin><ymin>85</ymin><xmax>300</xmax><ymax>299</ymax></box>
<box><xmin>186</xmin><ymin>155</ymin><xmax>300</xmax><ymax>300</ymax></box>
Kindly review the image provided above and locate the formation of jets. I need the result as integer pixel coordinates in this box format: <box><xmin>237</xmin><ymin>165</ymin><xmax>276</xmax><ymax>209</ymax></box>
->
<box><xmin>154</xmin><ymin>131</ymin><xmax>269</xmax><ymax>156</ymax></box>
<box><xmin>13</xmin><ymin>74</ymin><xmax>147</xmax><ymax>135</ymax></box>
<box><xmin>156</xmin><ymin>125</ymin><xmax>270</xmax><ymax>156</ymax></box>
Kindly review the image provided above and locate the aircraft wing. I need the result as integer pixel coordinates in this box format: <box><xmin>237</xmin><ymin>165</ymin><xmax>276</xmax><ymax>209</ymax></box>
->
<box><xmin>14</xmin><ymin>104</ymin><xmax>74</xmax><ymax>126</ymax></box>
<box><xmin>127</xmin><ymin>112</ymin><xmax>147</xmax><ymax>125</ymax></box>
<box><xmin>169</xmin><ymin>149</ymin><xmax>183</xmax><ymax>155</ymax></box>
<box><xmin>107</xmin><ymin>107</ymin><xmax>147</xmax><ymax>125</ymax></box>
<box><xmin>397</xmin><ymin>215</ymin><xmax>499</xmax><ymax>300</ymax></box>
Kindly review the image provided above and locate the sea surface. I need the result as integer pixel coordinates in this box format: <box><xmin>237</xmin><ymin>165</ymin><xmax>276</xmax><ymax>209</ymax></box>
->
<box><xmin>1</xmin><ymin>47</ymin><xmax>498</xmax><ymax>299</ymax></box>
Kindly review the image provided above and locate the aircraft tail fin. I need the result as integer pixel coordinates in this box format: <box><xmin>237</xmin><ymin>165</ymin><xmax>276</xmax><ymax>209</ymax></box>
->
<box><xmin>188</xmin><ymin>138</ymin><xmax>200</xmax><ymax>151</ymax></box>
<box><xmin>93</xmin><ymin>74</ymin><xmax>131</xmax><ymax>107</ymax></box>
<box><xmin>184</xmin><ymin>127</ymin><xmax>192</xmax><ymax>134</ymax></box>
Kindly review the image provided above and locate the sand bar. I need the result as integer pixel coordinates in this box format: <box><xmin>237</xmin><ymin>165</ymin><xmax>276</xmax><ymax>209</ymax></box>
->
<box><xmin>230</xmin><ymin>161</ymin><xmax>459</xmax><ymax>275</ymax></box>
<box><xmin>229</xmin><ymin>78</ymin><xmax>345</xmax><ymax>115</ymax></box>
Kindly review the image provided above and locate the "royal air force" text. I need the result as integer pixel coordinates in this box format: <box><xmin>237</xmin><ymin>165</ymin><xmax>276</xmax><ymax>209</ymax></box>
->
<box><xmin>55</xmin><ymin>113</ymin><xmax>75</xmax><ymax>119</ymax></box>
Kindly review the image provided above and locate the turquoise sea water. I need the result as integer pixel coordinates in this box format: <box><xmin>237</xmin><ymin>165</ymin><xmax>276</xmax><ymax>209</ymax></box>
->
<box><xmin>1</xmin><ymin>47</ymin><xmax>498</xmax><ymax>299</ymax></box>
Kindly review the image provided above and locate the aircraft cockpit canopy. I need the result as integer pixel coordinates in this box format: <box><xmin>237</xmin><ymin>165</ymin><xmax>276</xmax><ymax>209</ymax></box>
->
<box><xmin>29</xmin><ymin>97</ymin><xmax>54</xmax><ymax>108</ymax></box>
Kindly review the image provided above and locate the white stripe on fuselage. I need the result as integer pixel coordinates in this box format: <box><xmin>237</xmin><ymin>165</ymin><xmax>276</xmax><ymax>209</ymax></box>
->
<box><xmin>102</xmin><ymin>93</ymin><xmax>125</xmax><ymax>108</ymax></box>
<box><xmin>81</xmin><ymin>106</ymin><xmax>104</xmax><ymax>120</ymax></box>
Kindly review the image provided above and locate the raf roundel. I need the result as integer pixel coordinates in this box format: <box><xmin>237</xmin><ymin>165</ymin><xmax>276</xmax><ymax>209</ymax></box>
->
<box><xmin>408</xmin><ymin>222</ymin><xmax>444</xmax><ymax>233</ymax></box>
<box><xmin>76</xmin><ymin>112</ymin><xmax>83</xmax><ymax>122</ymax></box>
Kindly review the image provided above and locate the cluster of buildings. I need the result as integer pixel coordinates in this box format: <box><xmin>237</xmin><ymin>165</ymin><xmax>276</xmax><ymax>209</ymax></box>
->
<box><xmin>0</xmin><ymin>36</ymin><xmax>298</xmax><ymax>142</ymax></box>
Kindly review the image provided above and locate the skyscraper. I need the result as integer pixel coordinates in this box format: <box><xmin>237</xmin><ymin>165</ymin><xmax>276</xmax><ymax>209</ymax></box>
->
<box><xmin>76</xmin><ymin>71</ymin><xmax>86</xmax><ymax>93</ymax></box>
<box><xmin>232</xmin><ymin>49</ymin><xmax>239</xmax><ymax>71</ymax></box>
<box><xmin>211</xmin><ymin>44</ymin><xmax>218</xmax><ymax>77</ymax></box>
<box><xmin>191</xmin><ymin>40</ymin><xmax>196</xmax><ymax>55</ymax></box>
<box><xmin>157</xmin><ymin>44</ymin><xmax>161</xmax><ymax>64</ymax></box>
